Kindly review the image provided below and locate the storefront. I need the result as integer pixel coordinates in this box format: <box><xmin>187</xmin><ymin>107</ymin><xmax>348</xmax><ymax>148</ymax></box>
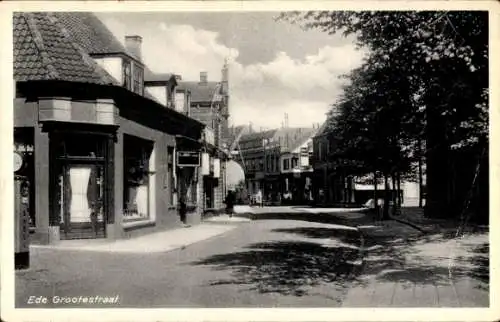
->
<box><xmin>14</xmin><ymin>82</ymin><xmax>204</xmax><ymax>244</ymax></box>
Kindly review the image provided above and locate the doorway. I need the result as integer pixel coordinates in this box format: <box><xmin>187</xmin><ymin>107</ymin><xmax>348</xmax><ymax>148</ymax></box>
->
<box><xmin>203</xmin><ymin>177</ymin><xmax>215</xmax><ymax>210</ymax></box>
<box><xmin>59</xmin><ymin>163</ymin><xmax>106</xmax><ymax>239</ymax></box>
<box><xmin>51</xmin><ymin>131</ymin><xmax>111</xmax><ymax>240</ymax></box>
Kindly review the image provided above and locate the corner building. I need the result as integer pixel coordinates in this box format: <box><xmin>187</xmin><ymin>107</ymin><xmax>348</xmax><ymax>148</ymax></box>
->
<box><xmin>13</xmin><ymin>12</ymin><xmax>205</xmax><ymax>244</ymax></box>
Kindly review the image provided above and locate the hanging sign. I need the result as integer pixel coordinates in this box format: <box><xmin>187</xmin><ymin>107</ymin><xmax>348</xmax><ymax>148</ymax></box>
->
<box><xmin>201</xmin><ymin>153</ymin><xmax>210</xmax><ymax>175</ymax></box>
<box><xmin>213</xmin><ymin>158</ymin><xmax>220</xmax><ymax>178</ymax></box>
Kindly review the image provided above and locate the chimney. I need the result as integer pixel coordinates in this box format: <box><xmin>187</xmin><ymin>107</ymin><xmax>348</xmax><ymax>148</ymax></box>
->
<box><xmin>125</xmin><ymin>35</ymin><xmax>143</xmax><ymax>61</ymax></box>
<box><xmin>200</xmin><ymin>71</ymin><xmax>208</xmax><ymax>84</ymax></box>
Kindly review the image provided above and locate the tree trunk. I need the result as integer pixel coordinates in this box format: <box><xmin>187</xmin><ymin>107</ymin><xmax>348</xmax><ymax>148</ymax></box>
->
<box><xmin>373</xmin><ymin>171</ymin><xmax>378</xmax><ymax>217</ymax></box>
<box><xmin>397</xmin><ymin>171</ymin><xmax>402</xmax><ymax>207</ymax></box>
<box><xmin>391</xmin><ymin>173</ymin><xmax>397</xmax><ymax>215</ymax></box>
<box><xmin>418</xmin><ymin>138</ymin><xmax>424</xmax><ymax>208</ymax></box>
<box><xmin>425</xmin><ymin>85</ymin><xmax>450</xmax><ymax>219</ymax></box>
<box><xmin>383</xmin><ymin>174</ymin><xmax>390</xmax><ymax>220</ymax></box>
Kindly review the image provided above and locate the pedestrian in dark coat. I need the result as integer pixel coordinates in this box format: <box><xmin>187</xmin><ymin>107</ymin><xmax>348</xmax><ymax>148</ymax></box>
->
<box><xmin>225</xmin><ymin>190</ymin><xmax>236</xmax><ymax>217</ymax></box>
<box><xmin>179</xmin><ymin>195</ymin><xmax>187</xmax><ymax>225</ymax></box>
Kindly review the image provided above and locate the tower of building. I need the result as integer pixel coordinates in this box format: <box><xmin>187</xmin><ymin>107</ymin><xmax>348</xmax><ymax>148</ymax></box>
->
<box><xmin>220</xmin><ymin>59</ymin><xmax>230</xmax><ymax>147</ymax></box>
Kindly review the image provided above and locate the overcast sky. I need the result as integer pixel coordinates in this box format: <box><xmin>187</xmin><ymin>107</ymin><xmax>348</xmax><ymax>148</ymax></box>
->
<box><xmin>97</xmin><ymin>12</ymin><xmax>367</xmax><ymax>129</ymax></box>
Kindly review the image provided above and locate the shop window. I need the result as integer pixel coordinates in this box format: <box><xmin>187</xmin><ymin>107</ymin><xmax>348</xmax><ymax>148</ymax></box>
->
<box><xmin>167</xmin><ymin>147</ymin><xmax>175</xmax><ymax>206</ymax></box>
<box><xmin>292</xmin><ymin>157</ymin><xmax>298</xmax><ymax>169</ymax></box>
<box><xmin>123</xmin><ymin>135</ymin><xmax>154</xmax><ymax>221</ymax></box>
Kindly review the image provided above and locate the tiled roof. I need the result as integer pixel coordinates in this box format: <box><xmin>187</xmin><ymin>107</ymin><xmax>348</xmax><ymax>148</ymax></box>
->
<box><xmin>51</xmin><ymin>12</ymin><xmax>127</xmax><ymax>55</ymax></box>
<box><xmin>274</xmin><ymin>127</ymin><xmax>316</xmax><ymax>152</ymax></box>
<box><xmin>240</xmin><ymin>129</ymin><xmax>277</xmax><ymax>143</ymax></box>
<box><xmin>177</xmin><ymin>81</ymin><xmax>221</xmax><ymax>103</ymax></box>
<box><xmin>227</xmin><ymin>125</ymin><xmax>251</xmax><ymax>150</ymax></box>
<box><xmin>144</xmin><ymin>71</ymin><xmax>179</xmax><ymax>83</ymax></box>
<box><xmin>13</xmin><ymin>12</ymin><xmax>117</xmax><ymax>85</ymax></box>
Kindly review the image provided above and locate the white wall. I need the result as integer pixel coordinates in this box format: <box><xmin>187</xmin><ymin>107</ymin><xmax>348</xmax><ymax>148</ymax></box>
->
<box><xmin>402</xmin><ymin>181</ymin><xmax>420</xmax><ymax>207</ymax></box>
<box><xmin>355</xmin><ymin>179</ymin><xmax>422</xmax><ymax>207</ymax></box>
<box><xmin>300</xmin><ymin>155</ymin><xmax>309</xmax><ymax>167</ymax></box>
<box><xmin>175</xmin><ymin>92</ymin><xmax>185</xmax><ymax>113</ymax></box>
<box><xmin>146</xmin><ymin>85</ymin><xmax>167</xmax><ymax>106</ymax></box>
<box><xmin>94</xmin><ymin>57</ymin><xmax>122</xmax><ymax>84</ymax></box>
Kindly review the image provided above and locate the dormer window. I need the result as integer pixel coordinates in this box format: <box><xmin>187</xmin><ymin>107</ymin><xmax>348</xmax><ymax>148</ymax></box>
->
<box><xmin>122</xmin><ymin>58</ymin><xmax>144</xmax><ymax>95</ymax></box>
<box><xmin>123</xmin><ymin>59</ymin><xmax>132</xmax><ymax>91</ymax></box>
<box><xmin>133</xmin><ymin>65</ymin><xmax>144</xmax><ymax>95</ymax></box>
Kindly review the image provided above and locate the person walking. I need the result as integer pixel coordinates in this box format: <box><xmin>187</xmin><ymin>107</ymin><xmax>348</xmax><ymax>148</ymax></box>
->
<box><xmin>255</xmin><ymin>189</ymin><xmax>263</xmax><ymax>207</ymax></box>
<box><xmin>224</xmin><ymin>190</ymin><xmax>236</xmax><ymax>218</ymax></box>
<box><xmin>179</xmin><ymin>195</ymin><xmax>188</xmax><ymax>226</ymax></box>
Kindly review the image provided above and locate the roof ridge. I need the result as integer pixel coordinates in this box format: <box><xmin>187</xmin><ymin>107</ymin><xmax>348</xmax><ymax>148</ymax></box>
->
<box><xmin>23</xmin><ymin>13</ymin><xmax>59</xmax><ymax>80</ymax></box>
<box><xmin>46</xmin><ymin>12</ymin><xmax>117</xmax><ymax>85</ymax></box>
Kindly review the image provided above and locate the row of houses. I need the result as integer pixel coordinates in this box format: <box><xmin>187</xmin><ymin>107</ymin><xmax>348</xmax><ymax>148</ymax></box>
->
<box><xmin>229</xmin><ymin>125</ymin><xmax>318</xmax><ymax>205</ymax></box>
<box><xmin>13</xmin><ymin>12</ymin><xmax>230</xmax><ymax>246</ymax></box>
<box><xmin>229</xmin><ymin>120</ymin><xmax>424</xmax><ymax>207</ymax></box>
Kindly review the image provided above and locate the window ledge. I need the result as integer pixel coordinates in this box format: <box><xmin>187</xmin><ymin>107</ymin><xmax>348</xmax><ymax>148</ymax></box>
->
<box><xmin>122</xmin><ymin>220</ymin><xmax>156</xmax><ymax>230</ymax></box>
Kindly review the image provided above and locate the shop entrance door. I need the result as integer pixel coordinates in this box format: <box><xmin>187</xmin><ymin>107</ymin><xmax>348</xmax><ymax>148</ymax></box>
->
<box><xmin>60</xmin><ymin>163</ymin><xmax>106</xmax><ymax>239</ymax></box>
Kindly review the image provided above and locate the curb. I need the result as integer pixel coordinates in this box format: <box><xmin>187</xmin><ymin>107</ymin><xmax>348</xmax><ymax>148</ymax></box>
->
<box><xmin>29</xmin><ymin>224</ymin><xmax>238</xmax><ymax>254</ymax></box>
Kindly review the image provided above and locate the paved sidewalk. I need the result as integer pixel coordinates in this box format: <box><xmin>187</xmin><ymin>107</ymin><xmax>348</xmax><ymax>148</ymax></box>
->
<box><xmin>234</xmin><ymin>205</ymin><xmax>368</xmax><ymax>216</ymax></box>
<box><xmin>391</xmin><ymin>207</ymin><xmax>488</xmax><ymax>235</ymax></box>
<box><xmin>30</xmin><ymin>224</ymin><xmax>237</xmax><ymax>253</ymax></box>
<box><xmin>342</xmin><ymin>219</ymin><xmax>489</xmax><ymax>307</ymax></box>
<box><xmin>204</xmin><ymin>214</ymin><xmax>252</xmax><ymax>223</ymax></box>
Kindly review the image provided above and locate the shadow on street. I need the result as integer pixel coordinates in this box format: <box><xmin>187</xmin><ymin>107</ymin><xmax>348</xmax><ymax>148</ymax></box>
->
<box><xmin>358</xmin><ymin>232</ymin><xmax>489</xmax><ymax>291</ymax></box>
<box><xmin>271</xmin><ymin>227</ymin><xmax>360</xmax><ymax>245</ymax></box>
<box><xmin>191</xmin><ymin>210</ymin><xmax>489</xmax><ymax>302</ymax></box>
<box><xmin>191</xmin><ymin>225</ymin><xmax>363</xmax><ymax>298</ymax></box>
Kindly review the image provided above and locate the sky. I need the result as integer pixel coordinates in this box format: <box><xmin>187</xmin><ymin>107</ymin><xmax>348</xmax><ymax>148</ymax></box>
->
<box><xmin>96</xmin><ymin>12</ymin><xmax>367</xmax><ymax>130</ymax></box>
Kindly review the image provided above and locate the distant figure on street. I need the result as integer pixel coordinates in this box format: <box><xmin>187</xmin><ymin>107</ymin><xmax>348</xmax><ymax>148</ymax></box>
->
<box><xmin>224</xmin><ymin>190</ymin><xmax>236</xmax><ymax>217</ymax></box>
<box><xmin>255</xmin><ymin>189</ymin><xmax>263</xmax><ymax>207</ymax></box>
<box><xmin>179</xmin><ymin>195</ymin><xmax>188</xmax><ymax>226</ymax></box>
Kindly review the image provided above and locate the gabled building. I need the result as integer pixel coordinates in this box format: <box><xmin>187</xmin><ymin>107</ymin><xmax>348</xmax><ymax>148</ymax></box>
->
<box><xmin>176</xmin><ymin>67</ymin><xmax>230</xmax><ymax>212</ymax></box>
<box><xmin>238</xmin><ymin>129</ymin><xmax>277</xmax><ymax>199</ymax></box>
<box><xmin>278</xmin><ymin>127</ymin><xmax>317</xmax><ymax>205</ymax></box>
<box><xmin>13</xmin><ymin>12</ymin><xmax>205</xmax><ymax>248</ymax></box>
<box><xmin>237</xmin><ymin>126</ymin><xmax>317</xmax><ymax>205</ymax></box>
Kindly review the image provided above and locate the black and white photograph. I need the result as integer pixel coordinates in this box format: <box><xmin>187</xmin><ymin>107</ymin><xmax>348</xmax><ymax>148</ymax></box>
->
<box><xmin>1</xmin><ymin>1</ymin><xmax>498</xmax><ymax>321</ymax></box>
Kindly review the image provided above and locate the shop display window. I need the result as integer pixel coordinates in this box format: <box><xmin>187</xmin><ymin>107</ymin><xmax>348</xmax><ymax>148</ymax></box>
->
<box><xmin>123</xmin><ymin>135</ymin><xmax>154</xmax><ymax>221</ymax></box>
